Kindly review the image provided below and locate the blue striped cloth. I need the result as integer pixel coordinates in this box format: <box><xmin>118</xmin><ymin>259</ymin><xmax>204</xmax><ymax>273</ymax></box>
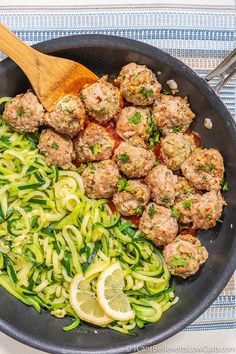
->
<box><xmin>0</xmin><ymin>2</ymin><xmax>235</xmax><ymax>332</ymax></box>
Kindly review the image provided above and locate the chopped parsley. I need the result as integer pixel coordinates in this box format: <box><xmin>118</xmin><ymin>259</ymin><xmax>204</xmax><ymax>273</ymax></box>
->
<box><xmin>88</xmin><ymin>162</ymin><xmax>96</xmax><ymax>171</ymax></box>
<box><xmin>85</xmin><ymin>108</ymin><xmax>92</xmax><ymax>115</ymax></box>
<box><xmin>79</xmin><ymin>93</ymin><xmax>87</xmax><ymax>100</ymax></box>
<box><xmin>148</xmin><ymin>205</ymin><xmax>155</xmax><ymax>219</ymax></box>
<box><xmin>91</xmin><ymin>143</ymin><xmax>101</xmax><ymax>155</ymax></box>
<box><xmin>17</xmin><ymin>107</ymin><xmax>24</xmax><ymax>118</ymax></box>
<box><xmin>182</xmin><ymin>199</ymin><xmax>194</xmax><ymax>210</ymax></box>
<box><xmin>139</xmin><ymin>86</ymin><xmax>154</xmax><ymax>97</ymax></box>
<box><xmin>119</xmin><ymin>153</ymin><xmax>129</xmax><ymax>163</ymax></box>
<box><xmin>206</xmin><ymin>214</ymin><xmax>212</xmax><ymax>221</ymax></box>
<box><xmin>160</xmin><ymin>196</ymin><xmax>170</xmax><ymax>204</ymax></box>
<box><xmin>162</xmin><ymin>89</ymin><xmax>171</xmax><ymax>95</ymax></box>
<box><xmin>147</xmin><ymin>110</ymin><xmax>160</xmax><ymax>148</ymax></box>
<box><xmin>51</xmin><ymin>142</ymin><xmax>59</xmax><ymax>150</ymax></box>
<box><xmin>171</xmin><ymin>208</ymin><xmax>180</xmax><ymax>219</ymax></box>
<box><xmin>99</xmin><ymin>107</ymin><xmax>106</xmax><ymax>115</ymax></box>
<box><xmin>221</xmin><ymin>179</ymin><xmax>229</xmax><ymax>192</ymax></box>
<box><xmin>217</xmin><ymin>219</ymin><xmax>223</xmax><ymax>224</ymax></box>
<box><xmin>135</xmin><ymin>206</ymin><xmax>145</xmax><ymax>216</ymax></box>
<box><xmin>128</xmin><ymin>111</ymin><xmax>141</xmax><ymax>125</ymax></box>
<box><xmin>117</xmin><ymin>178</ymin><xmax>131</xmax><ymax>192</ymax></box>
<box><xmin>171</xmin><ymin>255</ymin><xmax>188</xmax><ymax>267</ymax></box>
<box><xmin>198</xmin><ymin>163</ymin><xmax>215</xmax><ymax>172</ymax></box>
<box><xmin>76</xmin><ymin>166</ymin><xmax>85</xmax><ymax>174</ymax></box>
<box><xmin>172</xmin><ymin>124</ymin><xmax>183</xmax><ymax>133</ymax></box>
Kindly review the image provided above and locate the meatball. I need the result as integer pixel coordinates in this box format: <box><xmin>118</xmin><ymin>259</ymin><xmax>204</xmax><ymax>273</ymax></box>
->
<box><xmin>163</xmin><ymin>234</ymin><xmax>208</xmax><ymax>278</ymax></box>
<box><xmin>160</xmin><ymin>132</ymin><xmax>196</xmax><ymax>171</ymax></box>
<box><xmin>175</xmin><ymin>176</ymin><xmax>198</xmax><ymax>203</ymax></box>
<box><xmin>38</xmin><ymin>128</ymin><xmax>74</xmax><ymax>169</ymax></box>
<box><xmin>116</xmin><ymin>106</ymin><xmax>150</xmax><ymax>141</ymax></box>
<box><xmin>116</xmin><ymin>62</ymin><xmax>161</xmax><ymax>106</ymax></box>
<box><xmin>2</xmin><ymin>91</ymin><xmax>44</xmax><ymax>133</ymax></box>
<box><xmin>45</xmin><ymin>95</ymin><xmax>86</xmax><ymax>138</ymax></box>
<box><xmin>80</xmin><ymin>77</ymin><xmax>121</xmax><ymax>124</ymax></box>
<box><xmin>74</xmin><ymin>122</ymin><xmax>115</xmax><ymax>164</ymax></box>
<box><xmin>181</xmin><ymin>148</ymin><xmax>224</xmax><ymax>191</ymax></box>
<box><xmin>174</xmin><ymin>194</ymin><xmax>201</xmax><ymax>225</ymax></box>
<box><xmin>81</xmin><ymin>159</ymin><xmax>120</xmax><ymax>199</ymax></box>
<box><xmin>152</xmin><ymin>94</ymin><xmax>195</xmax><ymax>135</ymax></box>
<box><xmin>45</xmin><ymin>94</ymin><xmax>86</xmax><ymax>138</ymax></box>
<box><xmin>145</xmin><ymin>164</ymin><xmax>177</xmax><ymax>207</ymax></box>
<box><xmin>114</xmin><ymin>141</ymin><xmax>155</xmax><ymax>178</ymax></box>
<box><xmin>190</xmin><ymin>190</ymin><xmax>225</xmax><ymax>230</ymax></box>
<box><xmin>113</xmin><ymin>180</ymin><xmax>150</xmax><ymax>216</ymax></box>
<box><xmin>139</xmin><ymin>203</ymin><xmax>178</xmax><ymax>247</ymax></box>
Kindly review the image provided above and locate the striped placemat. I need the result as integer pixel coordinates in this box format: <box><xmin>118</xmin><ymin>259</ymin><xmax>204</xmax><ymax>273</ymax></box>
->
<box><xmin>0</xmin><ymin>1</ymin><xmax>235</xmax><ymax>340</ymax></box>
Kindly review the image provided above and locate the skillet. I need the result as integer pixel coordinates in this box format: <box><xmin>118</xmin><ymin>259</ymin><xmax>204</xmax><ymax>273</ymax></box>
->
<box><xmin>0</xmin><ymin>35</ymin><xmax>235</xmax><ymax>354</ymax></box>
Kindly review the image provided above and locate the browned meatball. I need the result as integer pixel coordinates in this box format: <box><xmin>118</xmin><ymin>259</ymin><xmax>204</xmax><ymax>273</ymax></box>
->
<box><xmin>145</xmin><ymin>164</ymin><xmax>177</xmax><ymax>207</ymax></box>
<box><xmin>174</xmin><ymin>194</ymin><xmax>201</xmax><ymax>225</ymax></box>
<box><xmin>74</xmin><ymin>122</ymin><xmax>115</xmax><ymax>164</ymax></box>
<box><xmin>45</xmin><ymin>94</ymin><xmax>86</xmax><ymax>138</ymax></box>
<box><xmin>116</xmin><ymin>106</ymin><xmax>150</xmax><ymax>141</ymax></box>
<box><xmin>139</xmin><ymin>203</ymin><xmax>178</xmax><ymax>247</ymax></box>
<box><xmin>112</xmin><ymin>180</ymin><xmax>150</xmax><ymax>216</ymax></box>
<box><xmin>152</xmin><ymin>94</ymin><xmax>195</xmax><ymax>135</ymax></box>
<box><xmin>38</xmin><ymin>128</ymin><xmax>74</xmax><ymax>169</ymax></box>
<box><xmin>114</xmin><ymin>141</ymin><xmax>155</xmax><ymax>178</ymax></box>
<box><xmin>181</xmin><ymin>148</ymin><xmax>224</xmax><ymax>191</ymax></box>
<box><xmin>81</xmin><ymin>159</ymin><xmax>120</xmax><ymax>199</ymax></box>
<box><xmin>160</xmin><ymin>132</ymin><xmax>196</xmax><ymax>171</ymax></box>
<box><xmin>2</xmin><ymin>91</ymin><xmax>44</xmax><ymax>133</ymax></box>
<box><xmin>175</xmin><ymin>176</ymin><xmax>198</xmax><ymax>203</ymax></box>
<box><xmin>163</xmin><ymin>234</ymin><xmax>208</xmax><ymax>278</ymax></box>
<box><xmin>116</xmin><ymin>62</ymin><xmax>161</xmax><ymax>105</ymax></box>
<box><xmin>190</xmin><ymin>190</ymin><xmax>225</xmax><ymax>230</ymax></box>
<box><xmin>80</xmin><ymin>77</ymin><xmax>121</xmax><ymax>124</ymax></box>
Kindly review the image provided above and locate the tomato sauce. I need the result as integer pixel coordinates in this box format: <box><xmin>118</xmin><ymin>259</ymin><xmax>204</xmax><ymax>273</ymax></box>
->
<box><xmin>179</xmin><ymin>227</ymin><xmax>197</xmax><ymax>236</ymax></box>
<box><xmin>153</xmin><ymin>143</ymin><xmax>163</xmax><ymax>162</ymax></box>
<box><xmin>104</xmin><ymin>121</ymin><xmax>122</xmax><ymax>151</ymax></box>
<box><xmin>107</xmin><ymin>201</ymin><xmax>117</xmax><ymax>213</ymax></box>
<box><xmin>122</xmin><ymin>215</ymin><xmax>140</xmax><ymax>227</ymax></box>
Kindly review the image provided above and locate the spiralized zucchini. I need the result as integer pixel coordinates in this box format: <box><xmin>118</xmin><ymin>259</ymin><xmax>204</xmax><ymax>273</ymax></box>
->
<box><xmin>0</xmin><ymin>114</ymin><xmax>178</xmax><ymax>334</ymax></box>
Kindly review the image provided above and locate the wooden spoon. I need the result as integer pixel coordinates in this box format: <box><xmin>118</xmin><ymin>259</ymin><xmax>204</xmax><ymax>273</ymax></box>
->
<box><xmin>0</xmin><ymin>23</ymin><xmax>99</xmax><ymax>111</ymax></box>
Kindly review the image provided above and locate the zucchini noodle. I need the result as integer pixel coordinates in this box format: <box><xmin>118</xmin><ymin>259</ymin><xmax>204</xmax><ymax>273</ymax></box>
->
<box><xmin>0</xmin><ymin>116</ymin><xmax>178</xmax><ymax>335</ymax></box>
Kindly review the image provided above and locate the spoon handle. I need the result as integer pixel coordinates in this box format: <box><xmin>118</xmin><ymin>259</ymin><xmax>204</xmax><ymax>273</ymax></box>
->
<box><xmin>0</xmin><ymin>23</ymin><xmax>41</xmax><ymax>78</ymax></box>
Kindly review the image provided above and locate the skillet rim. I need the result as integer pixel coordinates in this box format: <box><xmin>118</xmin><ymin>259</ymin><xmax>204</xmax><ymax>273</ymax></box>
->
<box><xmin>0</xmin><ymin>34</ymin><xmax>235</xmax><ymax>354</ymax></box>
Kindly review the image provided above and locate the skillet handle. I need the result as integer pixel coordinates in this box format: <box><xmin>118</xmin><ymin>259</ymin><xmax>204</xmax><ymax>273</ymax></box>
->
<box><xmin>204</xmin><ymin>48</ymin><xmax>236</xmax><ymax>93</ymax></box>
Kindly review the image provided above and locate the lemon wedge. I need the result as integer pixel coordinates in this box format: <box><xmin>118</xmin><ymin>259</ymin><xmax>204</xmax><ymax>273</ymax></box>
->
<box><xmin>97</xmin><ymin>262</ymin><xmax>135</xmax><ymax>321</ymax></box>
<box><xmin>69</xmin><ymin>273</ymin><xmax>112</xmax><ymax>326</ymax></box>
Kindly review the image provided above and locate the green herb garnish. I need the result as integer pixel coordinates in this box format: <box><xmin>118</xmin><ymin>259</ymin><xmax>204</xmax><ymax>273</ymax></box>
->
<box><xmin>160</xmin><ymin>196</ymin><xmax>170</xmax><ymax>204</ymax></box>
<box><xmin>120</xmin><ymin>153</ymin><xmax>129</xmax><ymax>163</ymax></box>
<box><xmin>149</xmin><ymin>205</ymin><xmax>155</xmax><ymax>218</ymax></box>
<box><xmin>88</xmin><ymin>162</ymin><xmax>96</xmax><ymax>171</ymax></box>
<box><xmin>221</xmin><ymin>179</ymin><xmax>229</xmax><ymax>192</ymax></box>
<box><xmin>182</xmin><ymin>199</ymin><xmax>194</xmax><ymax>210</ymax></box>
<box><xmin>172</xmin><ymin>124</ymin><xmax>183</xmax><ymax>133</ymax></box>
<box><xmin>171</xmin><ymin>208</ymin><xmax>180</xmax><ymax>219</ymax></box>
<box><xmin>171</xmin><ymin>255</ymin><xmax>188</xmax><ymax>267</ymax></box>
<box><xmin>128</xmin><ymin>111</ymin><xmax>141</xmax><ymax>125</ymax></box>
<box><xmin>91</xmin><ymin>143</ymin><xmax>101</xmax><ymax>155</ymax></box>
<box><xmin>135</xmin><ymin>206</ymin><xmax>145</xmax><ymax>216</ymax></box>
<box><xmin>139</xmin><ymin>86</ymin><xmax>154</xmax><ymax>97</ymax></box>
<box><xmin>117</xmin><ymin>178</ymin><xmax>131</xmax><ymax>192</ymax></box>
<box><xmin>51</xmin><ymin>142</ymin><xmax>59</xmax><ymax>150</ymax></box>
<box><xmin>17</xmin><ymin>107</ymin><xmax>24</xmax><ymax>118</ymax></box>
<box><xmin>79</xmin><ymin>93</ymin><xmax>87</xmax><ymax>100</ymax></box>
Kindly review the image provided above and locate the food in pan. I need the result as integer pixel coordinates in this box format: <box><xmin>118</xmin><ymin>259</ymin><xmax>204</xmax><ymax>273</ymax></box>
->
<box><xmin>0</xmin><ymin>62</ymin><xmax>227</xmax><ymax>334</ymax></box>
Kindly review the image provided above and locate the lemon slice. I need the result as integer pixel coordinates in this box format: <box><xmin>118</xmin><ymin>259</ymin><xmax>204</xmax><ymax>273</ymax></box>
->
<box><xmin>97</xmin><ymin>262</ymin><xmax>135</xmax><ymax>321</ymax></box>
<box><xmin>69</xmin><ymin>273</ymin><xmax>112</xmax><ymax>326</ymax></box>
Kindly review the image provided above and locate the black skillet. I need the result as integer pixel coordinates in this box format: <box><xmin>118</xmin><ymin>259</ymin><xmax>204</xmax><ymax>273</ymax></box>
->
<box><xmin>0</xmin><ymin>35</ymin><xmax>235</xmax><ymax>354</ymax></box>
